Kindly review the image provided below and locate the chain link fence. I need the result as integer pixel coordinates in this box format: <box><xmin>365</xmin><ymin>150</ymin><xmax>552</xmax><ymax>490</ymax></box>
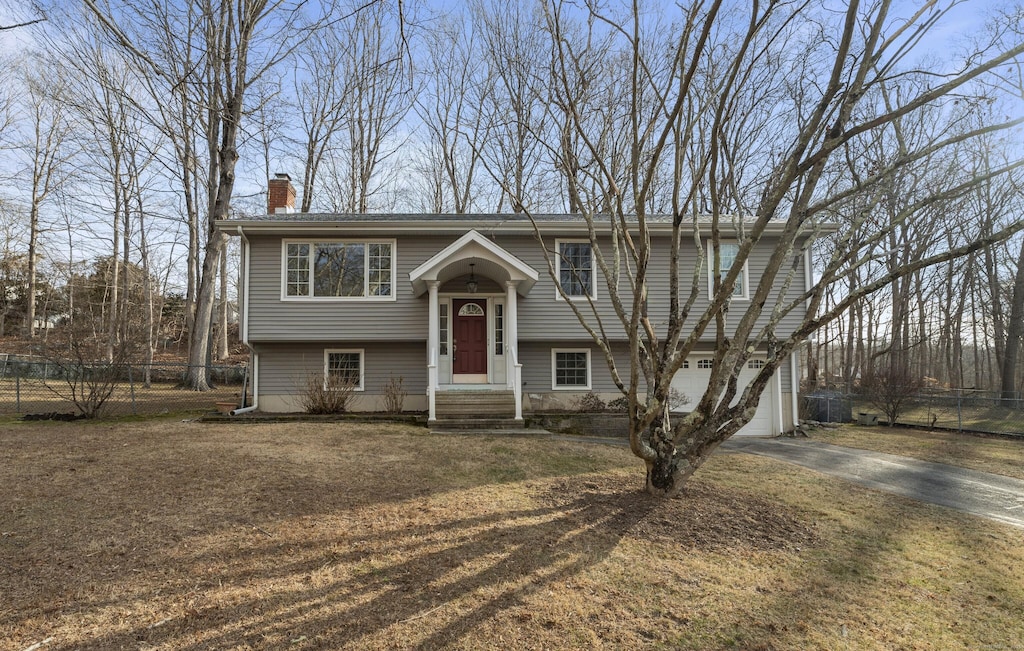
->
<box><xmin>0</xmin><ymin>354</ymin><xmax>249</xmax><ymax>417</ymax></box>
<box><xmin>803</xmin><ymin>389</ymin><xmax>1024</xmax><ymax>437</ymax></box>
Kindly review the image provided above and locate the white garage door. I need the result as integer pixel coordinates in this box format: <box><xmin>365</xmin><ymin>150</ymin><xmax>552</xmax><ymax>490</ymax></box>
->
<box><xmin>670</xmin><ymin>356</ymin><xmax>776</xmax><ymax>437</ymax></box>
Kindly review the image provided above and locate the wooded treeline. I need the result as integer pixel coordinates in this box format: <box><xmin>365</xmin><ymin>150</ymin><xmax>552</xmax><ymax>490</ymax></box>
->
<box><xmin>0</xmin><ymin>0</ymin><xmax>1021</xmax><ymax>397</ymax></box>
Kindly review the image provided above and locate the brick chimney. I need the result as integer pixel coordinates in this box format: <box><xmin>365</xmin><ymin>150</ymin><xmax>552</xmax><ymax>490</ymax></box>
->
<box><xmin>267</xmin><ymin>173</ymin><xmax>296</xmax><ymax>214</ymax></box>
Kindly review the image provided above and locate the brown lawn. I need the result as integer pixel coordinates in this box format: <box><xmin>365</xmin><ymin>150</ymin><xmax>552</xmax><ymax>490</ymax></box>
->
<box><xmin>2</xmin><ymin>418</ymin><xmax>1022</xmax><ymax>650</ymax></box>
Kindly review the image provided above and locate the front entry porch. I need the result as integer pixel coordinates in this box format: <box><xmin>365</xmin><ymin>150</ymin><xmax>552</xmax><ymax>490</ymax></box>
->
<box><xmin>409</xmin><ymin>231</ymin><xmax>538</xmax><ymax>423</ymax></box>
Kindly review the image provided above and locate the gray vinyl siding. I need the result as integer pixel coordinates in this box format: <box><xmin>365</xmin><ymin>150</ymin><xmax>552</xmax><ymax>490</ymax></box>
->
<box><xmin>254</xmin><ymin>341</ymin><xmax>427</xmax><ymax>395</ymax></box>
<box><xmin>245</xmin><ymin>231</ymin><xmax>807</xmax><ymax>344</ymax></box>
<box><xmin>520</xmin><ymin>341</ymin><xmax>640</xmax><ymax>394</ymax></box>
<box><xmin>520</xmin><ymin>341</ymin><xmax>795</xmax><ymax>394</ymax></box>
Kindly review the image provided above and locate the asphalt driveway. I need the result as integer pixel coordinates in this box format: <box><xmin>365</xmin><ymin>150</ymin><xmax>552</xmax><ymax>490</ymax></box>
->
<box><xmin>723</xmin><ymin>437</ymin><xmax>1024</xmax><ymax>529</ymax></box>
<box><xmin>552</xmin><ymin>434</ymin><xmax>1024</xmax><ymax>529</ymax></box>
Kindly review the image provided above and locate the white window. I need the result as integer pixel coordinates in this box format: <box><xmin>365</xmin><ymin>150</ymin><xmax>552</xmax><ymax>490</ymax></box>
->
<box><xmin>552</xmin><ymin>349</ymin><xmax>591</xmax><ymax>390</ymax></box>
<box><xmin>324</xmin><ymin>349</ymin><xmax>364</xmax><ymax>391</ymax></box>
<box><xmin>555</xmin><ymin>240</ymin><xmax>596</xmax><ymax>299</ymax></box>
<box><xmin>748</xmin><ymin>358</ymin><xmax>766</xmax><ymax>369</ymax></box>
<box><xmin>707</xmin><ymin>241</ymin><xmax>748</xmax><ymax>299</ymax></box>
<box><xmin>682</xmin><ymin>359</ymin><xmax>689</xmax><ymax>369</ymax></box>
<box><xmin>494</xmin><ymin>303</ymin><xmax>504</xmax><ymax>355</ymax></box>
<box><xmin>283</xmin><ymin>240</ymin><xmax>395</xmax><ymax>300</ymax></box>
<box><xmin>439</xmin><ymin>303</ymin><xmax>449</xmax><ymax>355</ymax></box>
<box><xmin>696</xmin><ymin>359</ymin><xmax>713</xmax><ymax>369</ymax></box>
<box><xmin>457</xmin><ymin>303</ymin><xmax>484</xmax><ymax>316</ymax></box>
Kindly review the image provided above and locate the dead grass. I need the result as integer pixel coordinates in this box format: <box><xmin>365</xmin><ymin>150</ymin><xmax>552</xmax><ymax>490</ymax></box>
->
<box><xmin>809</xmin><ymin>424</ymin><xmax>1024</xmax><ymax>480</ymax></box>
<box><xmin>2</xmin><ymin>419</ymin><xmax>1023</xmax><ymax>650</ymax></box>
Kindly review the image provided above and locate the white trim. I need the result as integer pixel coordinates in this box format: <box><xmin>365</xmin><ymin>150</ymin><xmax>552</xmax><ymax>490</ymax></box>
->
<box><xmin>706</xmin><ymin>240</ymin><xmax>749</xmax><ymax>300</ymax></box>
<box><xmin>551</xmin><ymin>348</ymin><xmax>592</xmax><ymax>390</ymax></box>
<box><xmin>323</xmin><ymin>348</ymin><xmax>365</xmax><ymax>391</ymax></box>
<box><xmin>554</xmin><ymin>239</ymin><xmax>598</xmax><ymax>301</ymax></box>
<box><xmin>280</xmin><ymin>239</ymin><xmax>397</xmax><ymax>302</ymax></box>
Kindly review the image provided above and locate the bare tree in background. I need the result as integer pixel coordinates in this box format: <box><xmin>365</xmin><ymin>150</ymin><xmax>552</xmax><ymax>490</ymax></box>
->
<box><xmin>84</xmin><ymin>0</ymin><xmax>334</xmax><ymax>389</ymax></box>
<box><xmin>501</xmin><ymin>0</ymin><xmax>1024</xmax><ymax>496</ymax></box>
<box><xmin>322</xmin><ymin>0</ymin><xmax>413</xmax><ymax>213</ymax></box>
<box><xmin>15</xmin><ymin>57</ymin><xmax>74</xmax><ymax>339</ymax></box>
<box><xmin>473</xmin><ymin>0</ymin><xmax>555</xmax><ymax>212</ymax></box>
<box><xmin>413</xmin><ymin>12</ymin><xmax>492</xmax><ymax>213</ymax></box>
<box><xmin>291</xmin><ymin>24</ymin><xmax>349</xmax><ymax>212</ymax></box>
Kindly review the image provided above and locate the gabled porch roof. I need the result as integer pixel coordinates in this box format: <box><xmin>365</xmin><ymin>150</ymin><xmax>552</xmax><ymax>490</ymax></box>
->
<box><xmin>408</xmin><ymin>230</ymin><xmax>539</xmax><ymax>297</ymax></box>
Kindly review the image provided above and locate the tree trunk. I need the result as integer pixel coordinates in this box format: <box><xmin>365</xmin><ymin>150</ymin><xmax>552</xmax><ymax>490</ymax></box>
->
<box><xmin>186</xmin><ymin>231</ymin><xmax>227</xmax><ymax>390</ymax></box>
<box><xmin>218</xmin><ymin>247</ymin><xmax>229</xmax><ymax>360</ymax></box>
<box><xmin>25</xmin><ymin>204</ymin><xmax>38</xmax><ymax>338</ymax></box>
<box><xmin>1001</xmin><ymin>236</ymin><xmax>1024</xmax><ymax>400</ymax></box>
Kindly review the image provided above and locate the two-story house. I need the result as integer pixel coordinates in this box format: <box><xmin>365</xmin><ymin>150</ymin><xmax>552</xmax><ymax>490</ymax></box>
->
<box><xmin>216</xmin><ymin>174</ymin><xmax>805</xmax><ymax>435</ymax></box>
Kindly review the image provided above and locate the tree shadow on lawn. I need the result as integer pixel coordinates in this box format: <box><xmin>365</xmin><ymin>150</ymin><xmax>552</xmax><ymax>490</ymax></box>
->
<box><xmin>67</xmin><ymin>482</ymin><xmax>661</xmax><ymax>650</ymax></box>
<box><xmin>39</xmin><ymin>472</ymin><xmax>818</xmax><ymax>650</ymax></box>
<box><xmin>0</xmin><ymin>423</ymin><xmax>634</xmax><ymax>649</ymax></box>
<box><xmin>5</xmin><ymin>425</ymin><xmax>825</xmax><ymax>650</ymax></box>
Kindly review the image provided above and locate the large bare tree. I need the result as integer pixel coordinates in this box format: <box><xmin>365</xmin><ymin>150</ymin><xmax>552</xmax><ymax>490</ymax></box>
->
<box><xmin>84</xmin><ymin>0</ymin><xmax>333</xmax><ymax>389</ymax></box>
<box><xmin>498</xmin><ymin>0</ymin><xmax>1024</xmax><ymax>495</ymax></box>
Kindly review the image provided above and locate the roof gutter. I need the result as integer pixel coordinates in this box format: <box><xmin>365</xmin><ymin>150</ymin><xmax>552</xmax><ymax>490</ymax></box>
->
<box><xmin>214</xmin><ymin>218</ymin><xmax>840</xmax><ymax>238</ymax></box>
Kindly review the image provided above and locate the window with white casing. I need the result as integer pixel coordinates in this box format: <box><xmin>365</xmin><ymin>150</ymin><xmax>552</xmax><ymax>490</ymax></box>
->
<box><xmin>439</xmin><ymin>302</ymin><xmax>449</xmax><ymax>355</ymax></box>
<box><xmin>707</xmin><ymin>241</ymin><xmax>748</xmax><ymax>299</ymax></box>
<box><xmin>552</xmin><ymin>349</ymin><xmax>591</xmax><ymax>389</ymax></box>
<box><xmin>697</xmin><ymin>359</ymin><xmax>713</xmax><ymax>369</ymax></box>
<box><xmin>556</xmin><ymin>240</ymin><xmax>595</xmax><ymax>299</ymax></box>
<box><xmin>284</xmin><ymin>240</ymin><xmax>394</xmax><ymax>299</ymax></box>
<box><xmin>748</xmin><ymin>358</ymin><xmax>766</xmax><ymax>369</ymax></box>
<box><xmin>494</xmin><ymin>303</ymin><xmax>504</xmax><ymax>355</ymax></box>
<box><xmin>324</xmin><ymin>349</ymin><xmax>364</xmax><ymax>391</ymax></box>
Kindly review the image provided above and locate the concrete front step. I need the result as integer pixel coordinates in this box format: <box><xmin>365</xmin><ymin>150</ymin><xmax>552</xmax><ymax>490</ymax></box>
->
<box><xmin>430</xmin><ymin>418</ymin><xmax>544</xmax><ymax>435</ymax></box>
<box><xmin>430</xmin><ymin>418</ymin><xmax>525</xmax><ymax>430</ymax></box>
<box><xmin>431</xmin><ymin>428</ymin><xmax>545</xmax><ymax>436</ymax></box>
<box><xmin>435</xmin><ymin>390</ymin><xmax>516</xmax><ymax>418</ymax></box>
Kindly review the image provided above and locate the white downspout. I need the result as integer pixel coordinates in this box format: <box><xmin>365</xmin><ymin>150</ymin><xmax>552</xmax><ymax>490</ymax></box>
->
<box><xmin>774</xmin><ymin>364</ymin><xmax>784</xmax><ymax>435</ymax></box>
<box><xmin>791</xmin><ymin>349</ymin><xmax>800</xmax><ymax>429</ymax></box>
<box><xmin>231</xmin><ymin>225</ymin><xmax>258</xmax><ymax>415</ymax></box>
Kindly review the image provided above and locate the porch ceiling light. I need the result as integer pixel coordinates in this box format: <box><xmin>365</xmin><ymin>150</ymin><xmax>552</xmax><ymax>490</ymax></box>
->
<box><xmin>466</xmin><ymin>263</ymin><xmax>478</xmax><ymax>294</ymax></box>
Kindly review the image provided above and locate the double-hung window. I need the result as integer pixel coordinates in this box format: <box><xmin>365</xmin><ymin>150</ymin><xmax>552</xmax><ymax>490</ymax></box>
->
<box><xmin>324</xmin><ymin>349</ymin><xmax>363</xmax><ymax>390</ymax></box>
<box><xmin>556</xmin><ymin>240</ymin><xmax>595</xmax><ymax>299</ymax></box>
<box><xmin>284</xmin><ymin>240</ymin><xmax>394</xmax><ymax>299</ymax></box>
<box><xmin>707</xmin><ymin>241</ymin><xmax>748</xmax><ymax>299</ymax></box>
<box><xmin>552</xmin><ymin>349</ymin><xmax>591</xmax><ymax>390</ymax></box>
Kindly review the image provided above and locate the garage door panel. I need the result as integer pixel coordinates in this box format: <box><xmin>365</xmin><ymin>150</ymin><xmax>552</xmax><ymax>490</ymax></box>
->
<box><xmin>670</xmin><ymin>356</ymin><xmax>775</xmax><ymax>436</ymax></box>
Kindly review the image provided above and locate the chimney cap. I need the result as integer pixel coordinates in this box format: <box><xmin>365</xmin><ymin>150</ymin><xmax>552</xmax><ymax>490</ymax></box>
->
<box><xmin>273</xmin><ymin>172</ymin><xmax>291</xmax><ymax>181</ymax></box>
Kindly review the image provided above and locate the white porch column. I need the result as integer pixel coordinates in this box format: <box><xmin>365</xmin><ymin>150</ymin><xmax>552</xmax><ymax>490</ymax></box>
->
<box><xmin>506</xmin><ymin>281</ymin><xmax>522</xmax><ymax>420</ymax></box>
<box><xmin>427</xmin><ymin>280</ymin><xmax>439</xmax><ymax>422</ymax></box>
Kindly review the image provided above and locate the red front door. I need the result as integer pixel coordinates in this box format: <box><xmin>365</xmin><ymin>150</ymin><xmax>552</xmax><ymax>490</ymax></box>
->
<box><xmin>453</xmin><ymin>299</ymin><xmax>487</xmax><ymax>375</ymax></box>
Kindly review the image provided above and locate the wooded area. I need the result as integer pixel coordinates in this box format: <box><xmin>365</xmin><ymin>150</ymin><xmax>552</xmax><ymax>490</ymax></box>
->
<box><xmin>0</xmin><ymin>1</ymin><xmax>1021</xmax><ymax>448</ymax></box>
